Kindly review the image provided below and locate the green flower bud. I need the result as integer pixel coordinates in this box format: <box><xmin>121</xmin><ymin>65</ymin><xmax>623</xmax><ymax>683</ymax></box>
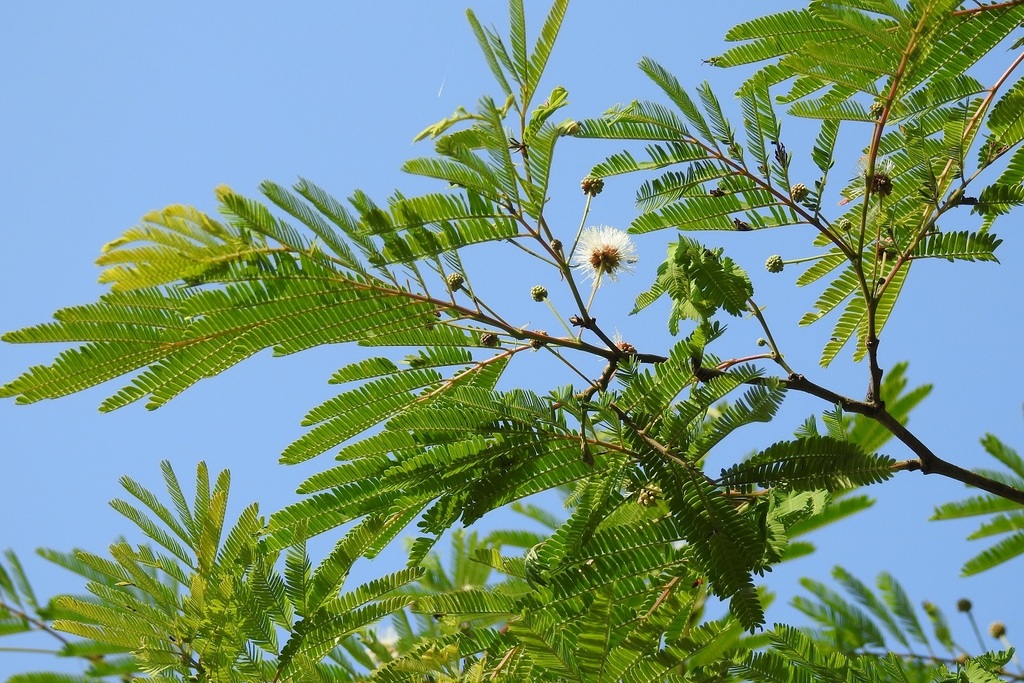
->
<box><xmin>790</xmin><ymin>183</ymin><xmax>809</xmax><ymax>202</ymax></box>
<box><xmin>559</xmin><ymin>120</ymin><xmax>581</xmax><ymax>136</ymax></box>
<box><xmin>580</xmin><ymin>176</ymin><xmax>604</xmax><ymax>196</ymax></box>
<box><xmin>446</xmin><ymin>272</ymin><xmax>465</xmax><ymax>292</ymax></box>
<box><xmin>531</xmin><ymin>285</ymin><xmax>548</xmax><ymax>302</ymax></box>
<box><xmin>765</xmin><ymin>255</ymin><xmax>784</xmax><ymax>273</ymax></box>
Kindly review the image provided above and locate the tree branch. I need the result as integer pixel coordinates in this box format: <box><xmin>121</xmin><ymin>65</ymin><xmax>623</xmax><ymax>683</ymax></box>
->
<box><xmin>690</xmin><ymin>365</ymin><xmax>1024</xmax><ymax>506</ymax></box>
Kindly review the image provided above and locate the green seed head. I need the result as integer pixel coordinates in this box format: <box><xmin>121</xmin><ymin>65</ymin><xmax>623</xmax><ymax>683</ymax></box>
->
<box><xmin>531</xmin><ymin>285</ymin><xmax>548</xmax><ymax>302</ymax></box>
<box><xmin>580</xmin><ymin>176</ymin><xmax>604</xmax><ymax>196</ymax></box>
<box><xmin>765</xmin><ymin>255</ymin><xmax>784</xmax><ymax>273</ymax></box>
<box><xmin>446</xmin><ymin>272</ymin><xmax>465</xmax><ymax>292</ymax></box>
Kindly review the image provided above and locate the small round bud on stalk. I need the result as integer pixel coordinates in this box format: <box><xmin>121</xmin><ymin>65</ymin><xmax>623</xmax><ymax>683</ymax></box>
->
<box><xmin>957</xmin><ymin>598</ymin><xmax>972</xmax><ymax>613</ymax></box>
<box><xmin>870</xmin><ymin>172</ymin><xmax>893</xmax><ymax>197</ymax></box>
<box><xmin>637</xmin><ymin>488</ymin><xmax>658</xmax><ymax>507</ymax></box>
<box><xmin>875</xmin><ymin>236</ymin><xmax>898</xmax><ymax>259</ymax></box>
<box><xmin>756</xmin><ymin>338</ymin><xmax>768</xmax><ymax>347</ymax></box>
<box><xmin>837</xmin><ymin>218</ymin><xmax>853</xmax><ymax>232</ymax></box>
<box><xmin>529</xmin><ymin>331</ymin><xmax>548</xmax><ymax>349</ymax></box>
<box><xmin>550</xmin><ymin>238</ymin><xmax>563</xmax><ymax>252</ymax></box>
<box><xmin>580</xmin><ymin>176</ymin><xmax>604</xmax><ymax>196</ymax></box>
<box><xmin>531</xmin><ymin>285</ymin><xmax>548</xmax><ymax>302</ymax></box>
<box><xmin>989</xmin><ymin>621</ymin><xmax>1006</xmax><ymax>638</ymax></box>
<box><xmin>480</xmin><ymin>332</ymin><xmax>499</xmax><ymax>348</ymax></box>
<box><xmin>765</xmin><ymin>255</ymin><xmax>784</xmax><ymax>273</ymax></box>
<box><xmin>790</xmin><ymin>183</ymin><xmax>809</xmax><ymax>202</ymax></box>
<box><xmin>954</xmin><ymin>653</ymin><xmax>969</xmax><ymax>666</ymax></box>
<box><xmin>559</xmin><ymin>120</ymin><xmax>581</xmax><ymax>136</ymax></box>
<box><xmin>446</xmin><ymin>272</ymin><xmax>465</xmax><ymax>292</ymax></box>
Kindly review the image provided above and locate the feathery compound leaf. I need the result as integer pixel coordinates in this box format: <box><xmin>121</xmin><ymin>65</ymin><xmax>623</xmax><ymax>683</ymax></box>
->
<box><xmin>719</xmin><ymin>436</ymin><xmax>895</xmax><ymax>492</ymax></box>
<box><xmin>911</xmin><ymin>230</ymin><xmax>1001</xmax><ymax>263</ymax></box>
<box><xmin>633</xmin><ymin>239</ymin><xmax>753</xmax><ymax>335</ymax></box>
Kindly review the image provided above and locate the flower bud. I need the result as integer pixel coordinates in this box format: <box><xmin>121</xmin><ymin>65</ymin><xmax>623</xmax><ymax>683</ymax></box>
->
<box><xmin>480</xmin><ymin>332</ymin><xmax>499</xmax><ymax>347</ymax></box>
<box><xmin>559</xmin><ymin>120</ymin><xmax>581</xmax><ymax>136</ymax></box>
<box><xmin>790</xmin><ymin>183</ymin><xmax>809</xmax><ymax>202</ymax></box>
<box><xmin>989</xmin><ymin>621</ymin><xmax>1006</xmax><ymax>638</ymax></box>
<box><xmin>580</xmin><ymin>176</ymin><xmax>604</xmax><ymax>196</ymax></box>
<box><xmin>765</xmin><ymin>255</ymin><xmax>784</xmax><ymax>273</ymax></box>
<box><xmin>446</xmin><ymin>272</ymin><xmax>465</xmax><ymax>292</ymax></box>
<box><xmin>531</xmin><ymin>285</ymin><xmax>548</xmax><ymax>302</ymax></box>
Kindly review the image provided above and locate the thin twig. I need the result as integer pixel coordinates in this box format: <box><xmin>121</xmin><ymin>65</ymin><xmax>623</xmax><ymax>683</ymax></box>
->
<box><xmin>952</xmin><ymin>0</ymin><xmax>1024</xmax><ymax>15</ymax></box>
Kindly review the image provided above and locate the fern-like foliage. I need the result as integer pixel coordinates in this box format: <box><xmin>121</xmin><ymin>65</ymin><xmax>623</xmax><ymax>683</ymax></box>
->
<box><xmin>580</xmin><ymin>1</ymin><xmax>1023</xmax><ymax>367</ymax></box>
<box><xmin>5</xmin><ymin>1</ymin><xmax>1024</xmax><ymax>680</ymax></box>
<box><xmin>27</xmin><ymin>461</ymin><xmax>426</xmax><ymax>682</ymax></box>
<box><xmin>932</xmin><ymin>434</ymin><xmax>1024</xmax><ymax>575</ymax></box>
<box><xmin>735</xmin><ymin>565</ymin><xmax>1015</xmax><ymax>683</ymax></box>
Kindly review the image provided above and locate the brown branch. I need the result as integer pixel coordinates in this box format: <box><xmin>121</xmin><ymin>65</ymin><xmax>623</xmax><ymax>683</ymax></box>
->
<box><xmin>644</xmin><ymin>576</ymin><xmax>681</xmax><ymax>618</ymax></box>
<box><xmin>782</xmin><ymin>374</ymin><xmax>1024</xmax><ymax>503</ymax></box>
<box><xmin>952</xmin><ymin>0</ymin><xmax>1024</xmax><ymax>15</ymax></box>
<box><xmin>0</xmin><ymin>601</ymin><xmax>70</xmax><ymax>647</ymax></box>
<box><xmin>691</xmin><ymin>364</ymin><xmax>1024</xmax><ymax>506</ymax></box>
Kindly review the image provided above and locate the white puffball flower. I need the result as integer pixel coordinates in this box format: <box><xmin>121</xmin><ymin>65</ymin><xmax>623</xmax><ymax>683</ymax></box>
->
<box><xmin>855</xmin><ymin>154</ymin><xmax>895</xmax><ymax>179</ymax></box>
<box><xmin>573</xmin><ymin>225</ymin><xmax>638</xmax><ymax>284</ymax></box>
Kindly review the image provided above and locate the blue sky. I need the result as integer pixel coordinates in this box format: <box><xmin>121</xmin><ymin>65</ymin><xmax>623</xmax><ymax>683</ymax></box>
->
<box><xmin>3</xmin><ymin>1</ymin><xmax>1024</xmax><ymax>677</ymax></box>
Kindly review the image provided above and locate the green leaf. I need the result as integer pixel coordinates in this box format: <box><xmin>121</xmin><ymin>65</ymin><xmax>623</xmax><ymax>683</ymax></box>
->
<box><xmin>719</xmin><ymin>436</ymin><xmax>895</xmax><ymax>492</ymax></box>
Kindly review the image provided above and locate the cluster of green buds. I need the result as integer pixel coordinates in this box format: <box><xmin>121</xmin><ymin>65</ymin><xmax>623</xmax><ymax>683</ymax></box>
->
<box><xmin>559</xmin><ymin>120</ymin><xmax>581</xmax><ymax>136</ymax></box>
<box><xmin>765</xmin><ymin>255</ymin><xmax>785</xmax><ymax>273</ymax></box>
<box><xmin>790</xmin><ymin>183</ymin><xmax>809</xmax><ymax>203</ymax></box>
<box><xmin>637</xmin><ymin>487</ymin><xmax>658</xmax><ymax>507</ymax></box>
<box><xmin>446</xmin><ymin>272</ymin><xmax>465</xmax><ymax>292</ymax></box>
<box><xmin>531</xmin><ymin>285</ymin><xmax>548</xmax><ymax>302</ymax></box>
<box><xmin>580</xmin><ymin>176</ymin><xmax>604</xmax><ymax>196</ymax></box>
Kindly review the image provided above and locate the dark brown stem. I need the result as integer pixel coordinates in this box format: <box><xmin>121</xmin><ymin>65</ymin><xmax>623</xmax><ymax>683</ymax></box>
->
<box><xmin>952</xmin><ymin>0</ymin><xmax>1024</xmax><ymax>15</ymax></box>
<box><xmin>784</xmin><ymin>374</ymin><xmax>1024</xmax><ymax>503</ymax></box>
<box><xmin>692</xmin><ymin>365</ymin><xmax>1024</xmax><ymax>506</ymax></box>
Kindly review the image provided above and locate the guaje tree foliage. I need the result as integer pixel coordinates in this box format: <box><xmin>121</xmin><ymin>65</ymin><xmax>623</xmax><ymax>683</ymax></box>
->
<box><xmin>3</xmin><ymin>0</ymin><xmax>1024</xmax><ymax>681</ymax></box>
